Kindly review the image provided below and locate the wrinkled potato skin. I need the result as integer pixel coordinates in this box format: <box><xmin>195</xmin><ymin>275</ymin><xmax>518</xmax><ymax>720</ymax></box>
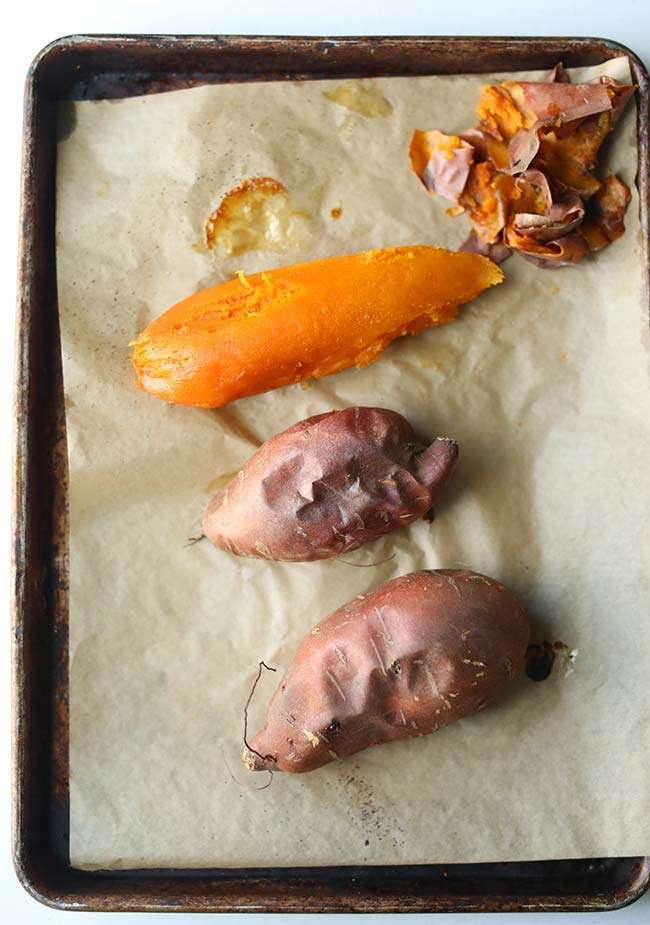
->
<box><xmin>204</xmin><ymin>407</ymin><xmax>458</xmax><ymax>562</ymax></box>
<box><xmin>245</xmin><ymin>569</ymin><xmax>529</xmax><ymax>773</ymax></box>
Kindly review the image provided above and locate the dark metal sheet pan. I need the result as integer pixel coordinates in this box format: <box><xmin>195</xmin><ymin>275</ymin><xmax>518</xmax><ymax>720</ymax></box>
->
<box><xmin>13</xmin><ymin>34</ymin><xmax>650</xmax><ymax>913</ymax></box>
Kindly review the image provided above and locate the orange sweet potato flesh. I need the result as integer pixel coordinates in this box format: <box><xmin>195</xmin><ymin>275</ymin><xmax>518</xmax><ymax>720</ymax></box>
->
<box><xmin>131</xmin><ymin>246</ymin><xmax>503</xmax><ymax>408</ymax></box>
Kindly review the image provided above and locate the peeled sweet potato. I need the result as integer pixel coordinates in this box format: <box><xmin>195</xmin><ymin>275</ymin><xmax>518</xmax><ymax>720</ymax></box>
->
<box><xmin>203</xmin><ymin>407</ymin><xmax>458</xmax><ymax>562</ymax></box>
<box><xmin>245</xmin><ymin>569</ymin><xmax>529</xmax><ymax>773</ymax></box>
<box><xmin>131</xmin><ymin>246</ymin><xmax>502</xmax><ymax>408</ymax></box>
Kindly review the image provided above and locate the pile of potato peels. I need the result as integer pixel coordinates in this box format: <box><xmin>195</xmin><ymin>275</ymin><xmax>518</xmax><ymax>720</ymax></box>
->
<box><xmin>410</xmin><ymin>63</ymin><xmax>634</xmax><ymax>267</ymax></box>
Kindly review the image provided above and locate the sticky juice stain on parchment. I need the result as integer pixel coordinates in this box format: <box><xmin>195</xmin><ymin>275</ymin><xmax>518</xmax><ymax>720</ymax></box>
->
<box><xmin>416</xmin><ymin>356</ymin><xmax>445</xmax><ymax>371</ymax></box>
<box><xmin>204</xmin><ymin>471</ymin><xmax>238</xmax><ymax>494</ymax></box>
<box><xmin>134</xmin><ymin>304</ymin><xmax>152</xmax><ymax>337</ymax></box>
<box><xmin>324</xmin><ymin>81</ymin><xmax>393</xmax><ymax>118</ymax></box>
<box><xmin>204</xmin><ymin>177</ymin><xmax>312</xmax><ymax>256</ymax></box>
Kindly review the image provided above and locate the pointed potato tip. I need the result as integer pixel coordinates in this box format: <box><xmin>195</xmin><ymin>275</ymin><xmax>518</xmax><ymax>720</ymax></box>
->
<box><xmin>241</xmin><ymin>750</ymin><xmax>259</xmax><ymax>771</ymax></box>
<box><xmin>454</xmin><ymin>249</ymin><xmax>505</xmax><ymax>297</ymax></box>
<box><xmin>242</xmin><ymin>749</ymin><xmax>275</xmax><ymax>772</ymax></box>
<box><xmin>482</xmin><ymin>255</ymin><xmax>505</xmax><ymax>286</ymax></box>
<box><xmin>415</xmin><ymin>435</ymin><xmax>459</xmax><ymax>495</ymax></box>
<box><xmin>428</xmin><ymin>436</ymin><xmax>459</xmax><ymax>471</ymax></box>
<box><xmin>433</xmin><ymin>435</ymin><xmax>459</xmax><ymax>455</ymax></box>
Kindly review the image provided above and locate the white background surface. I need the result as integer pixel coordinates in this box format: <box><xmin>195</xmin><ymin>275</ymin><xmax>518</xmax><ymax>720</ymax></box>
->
<box><xmin>2</xmin><ymin>1</ymin><xmax>649</xmax><ymax>921</ymax></box>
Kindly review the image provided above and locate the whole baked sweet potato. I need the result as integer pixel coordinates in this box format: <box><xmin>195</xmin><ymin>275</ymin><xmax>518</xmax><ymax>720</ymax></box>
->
<box><xmin>244</xmin><ymin>569</ymin><xmax>529</xmax><ymax>773</ymax></box>
<box><xmin>203</xmin><ymin>407</ymin><xmax>458</xmax><ymax>562</ymax></box>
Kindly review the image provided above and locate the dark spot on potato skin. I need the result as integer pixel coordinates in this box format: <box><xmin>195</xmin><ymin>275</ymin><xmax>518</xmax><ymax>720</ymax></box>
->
<box><xmin>525</xmin><ymin>642</ymin><xmax>556</xmax><ymax>681</ymax></box>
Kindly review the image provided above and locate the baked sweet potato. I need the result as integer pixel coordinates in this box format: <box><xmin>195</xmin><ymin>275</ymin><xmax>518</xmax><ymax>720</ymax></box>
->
<box><xmin>203</xmin><ymin>407</ymin><xmax>458</xmax><ymax>562</ymax></box>
<box><xmin>244</xmin><ymin>569</ymin><xmax>529</xmax><ymax>773</ymax></box>
<box><xmin>131</xmin><ymin>246</ymin><xmax>502</xmax><ymax>408</ymax></box>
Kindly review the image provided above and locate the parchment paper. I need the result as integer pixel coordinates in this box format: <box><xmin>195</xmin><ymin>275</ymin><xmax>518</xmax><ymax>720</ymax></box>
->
<box><xmin>57</xmin><ymin>57</ymin><xmax>650</xmax><ymax>869</ymax></box>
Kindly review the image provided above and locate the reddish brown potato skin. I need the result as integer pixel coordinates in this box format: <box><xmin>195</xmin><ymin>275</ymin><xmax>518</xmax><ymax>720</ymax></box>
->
<box><xmin>203</xmin><ymin>407</ymin><xmax>458</xmax><ymax>562</ymax></box>
<box><xmin>246</xmin><ymin>570</ymin><xmax>529</xmax><ymax>773</ymax></box>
